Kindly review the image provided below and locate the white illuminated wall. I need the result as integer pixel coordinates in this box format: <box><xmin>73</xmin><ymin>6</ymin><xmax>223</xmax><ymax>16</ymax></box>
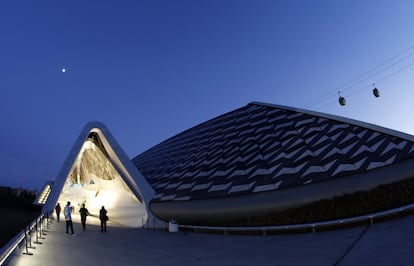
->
<box><xmin>56</xmin><ymin>140</ymin><xmax>147</xmax><ymax>227</ymax></box>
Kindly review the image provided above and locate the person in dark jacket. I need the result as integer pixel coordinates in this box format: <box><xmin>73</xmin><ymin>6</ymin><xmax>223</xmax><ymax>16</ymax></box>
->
<box><xmin>99</xmin><ymin>206</ymin><xmax>108</xmax><ymax>232</ymax></box>
<box><xmin>79</xmin><ymin>203</ymin><xmax>90</xmax><ymax>231</ymax></box>
<box><xmin>55</xmin><ymin>203</ymin><xmax>61</xmax><ymax>223</ymax></box>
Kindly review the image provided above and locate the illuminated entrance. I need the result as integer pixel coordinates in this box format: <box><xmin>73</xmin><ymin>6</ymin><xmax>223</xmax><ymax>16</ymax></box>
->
<box><xmin>43</xmin><ymin>122</ymin><xmax>156</xmax><ymax>228</ymax></box>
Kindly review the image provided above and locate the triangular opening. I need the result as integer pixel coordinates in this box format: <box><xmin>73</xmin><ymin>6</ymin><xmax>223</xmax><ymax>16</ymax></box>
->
<box><xmin>44</xmin><ymin>122</ymin><xmax>156</xmax><ymax>228</ymax></box>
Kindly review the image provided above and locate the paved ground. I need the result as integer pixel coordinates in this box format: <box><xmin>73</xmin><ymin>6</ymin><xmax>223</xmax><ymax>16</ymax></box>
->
<box><xmin>6</xmin><ymin>213</ymin><xmax>414</xmax><ymax>266</ymax></box>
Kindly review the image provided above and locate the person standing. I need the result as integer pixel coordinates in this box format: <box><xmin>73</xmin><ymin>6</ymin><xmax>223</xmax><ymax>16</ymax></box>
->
<box><xmin>64</xmin><ymin>201</ymin><xmax>74</xmax><ymax>235</ymax></box>
<box><xmin>79</xmin><ymin>203</ymin><xmax>90</xmax><ymax>231</ymax></box>
<box><xmin>99</xmin><ymin>206</ymin><xmax>108</xmax><ymax>232</ymax></box>
<box><xmin>55</xmin><ymin>203</ymin><xmax>61</xmax><ymax>223</ymax></box>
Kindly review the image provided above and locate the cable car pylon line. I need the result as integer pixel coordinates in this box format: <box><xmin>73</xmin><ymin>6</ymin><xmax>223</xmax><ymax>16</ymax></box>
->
<box><xmin>302</xmin><ymin>44</ymin><xmax>414</xmax><ymax>110</ymax></box>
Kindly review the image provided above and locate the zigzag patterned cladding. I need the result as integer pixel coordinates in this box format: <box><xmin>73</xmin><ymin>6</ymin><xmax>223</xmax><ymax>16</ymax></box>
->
<box><xmin>132</xmin><ymin>103</ymin><xmax>414</xmax><ymax>202</ymax></box>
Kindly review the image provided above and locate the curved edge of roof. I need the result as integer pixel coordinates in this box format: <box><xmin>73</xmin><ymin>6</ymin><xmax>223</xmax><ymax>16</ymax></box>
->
<box><xmin>134</xmin><ymin>101</ymin><xmax>414</xmax><ymax>160</ymax></box>
<box><xmin>150</xmin><ymin>156</ymin><xmax>414</xmax><ymax>224</ymax></box>
<box><xmin>250</xmin><ymin>101</ymin><xmax>414</xmax><ymax>142</ymax></box>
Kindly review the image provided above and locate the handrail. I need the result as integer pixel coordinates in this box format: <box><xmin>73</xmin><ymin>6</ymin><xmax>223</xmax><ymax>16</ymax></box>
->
<box><xmin>179</xmin><ymin>202</ymin><xmax>414</xmax><ymax>235</ymax></box>
<box><xmin>0</xmin><ymin>212</ymin><xmax>47</xmax><ymax>265</ymax></box>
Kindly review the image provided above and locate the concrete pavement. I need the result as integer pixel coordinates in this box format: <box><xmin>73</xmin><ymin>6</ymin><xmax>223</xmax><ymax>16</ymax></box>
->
<box><xmin>6</xmin><ymin>213</ymin><xmax>414</xmax><ymax>266</ymax></box>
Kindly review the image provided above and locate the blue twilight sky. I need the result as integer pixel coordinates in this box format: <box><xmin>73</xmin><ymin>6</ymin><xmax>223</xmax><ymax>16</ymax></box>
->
<box><xmin>1</xmin><ymin>1</ymin><xmax>414</xmax><ymax>190</ymax></box>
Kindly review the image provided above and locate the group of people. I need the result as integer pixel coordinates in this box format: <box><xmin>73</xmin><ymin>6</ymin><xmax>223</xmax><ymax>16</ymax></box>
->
<box><xmin>55</xmin><ymin>202</ymin><xmax>108</xmax><ymax>234</ymax></box>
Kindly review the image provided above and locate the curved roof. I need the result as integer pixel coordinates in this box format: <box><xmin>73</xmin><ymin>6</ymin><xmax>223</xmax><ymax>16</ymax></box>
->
<box><xmin>132</xmin><ymin>102</ymin><xmax>414</xmax><ymax>202</ymax></box>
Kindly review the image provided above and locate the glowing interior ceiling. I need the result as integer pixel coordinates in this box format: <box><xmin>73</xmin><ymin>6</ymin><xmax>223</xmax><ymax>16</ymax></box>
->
<box><xmin>35</xmin><ymin>183</ymin><xmax>52</xmax><ymax>205</ymax></box>
<box><xmin>56</xmin><ymin>137</ymin><xmax>146</xmax><ymax>227</ymax></box>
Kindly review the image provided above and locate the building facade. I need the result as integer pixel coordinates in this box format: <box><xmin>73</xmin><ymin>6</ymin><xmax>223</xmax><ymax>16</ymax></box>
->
<box><xmin>43</xmin><ymin>102</ymin><xmax>414</xmax><ymax>226</ymax></box>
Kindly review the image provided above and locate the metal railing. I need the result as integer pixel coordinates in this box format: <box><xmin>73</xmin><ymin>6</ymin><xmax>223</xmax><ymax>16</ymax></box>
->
<box><xmin>3</xmin><ymin>202</ymin><xmax>414</xmax><ymax>264</ymax></box>
<box><xmin>179</xmin><ymin>202</ymin><xmax>414</xmax><ymax>235</ymax></box>
<box><xmin>0</xmin><ymin>211</ymin><xmax>52</xmax><ymax>265</ymax></box>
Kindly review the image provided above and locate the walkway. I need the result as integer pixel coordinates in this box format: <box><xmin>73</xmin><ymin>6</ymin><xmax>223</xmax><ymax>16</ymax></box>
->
<box><xmin>6</xmin><ymin>213</ymin><xmax>414</xmax><ymax>265</ymax></box>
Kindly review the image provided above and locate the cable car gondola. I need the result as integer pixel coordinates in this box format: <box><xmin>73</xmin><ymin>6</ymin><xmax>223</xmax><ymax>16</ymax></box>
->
<box><xmin>372</xmin><ymin>84</ymin><xmax>380</xmax><ymax>97</ymax></box>
<box><xmin>338</xmin><ymin>92</ymin><xmax>346</xmax><ymax>106</ymax></box>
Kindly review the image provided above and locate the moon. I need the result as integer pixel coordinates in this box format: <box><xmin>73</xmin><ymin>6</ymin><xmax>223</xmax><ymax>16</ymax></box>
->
<box><xmin>62</xmin><ymin>68</ymin><xmax>66</xmax><ymax>73</ymax></box>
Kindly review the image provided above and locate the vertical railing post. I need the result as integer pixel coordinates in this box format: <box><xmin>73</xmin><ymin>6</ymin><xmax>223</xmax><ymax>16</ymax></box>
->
<box><xmin>46</xmin><ymin>212</ymin><xmax>51</xmax><ymax>229</ymax></box>
<box><xmin>40</xmin><ymin>217</ymin><xmax>46</xmax><ymax>239</ymax></box>
<box><xmin>34</xmin><ymin>219</ymin><xmax>43</xmax><ymax>244</ymax></box>
<box><xmin>27</xmin><ymin>224</ymin><xmax>35</xmax><ymax>250</ymax></box>
<box><xmin>41</xmin><ymin>216</ymin><xmax>47</xmax><ymax>235</ymax></box>
<box><xmin>38</xmin><ymin>218</ymin><xmax>42</xmax><ymax>238</ymax></box>
<box><xmin>22</xmin><ymin>226</ymin><xmax>33</xmax><ymax>256</ymax></box>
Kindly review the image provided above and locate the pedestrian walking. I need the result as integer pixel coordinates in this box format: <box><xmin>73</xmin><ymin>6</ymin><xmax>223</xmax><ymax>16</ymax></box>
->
<box><xmin>79</xmin><ymin>203</ymin><xmax>90</xmax><ymax>231</ymax></box>
<box><xmin>55</xmin><ymin>203</ymin><xmax>61</xmax><ymax>223</ymax></box>
<box><xmin>99</xmin><ymin>206</ymin><xmax>108</xmax><ymax>232</ymax></box>
<box><xmin>64</xmin><ymin>201</ymin><xmax>74</xmax><ymax>235</ymax></box>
